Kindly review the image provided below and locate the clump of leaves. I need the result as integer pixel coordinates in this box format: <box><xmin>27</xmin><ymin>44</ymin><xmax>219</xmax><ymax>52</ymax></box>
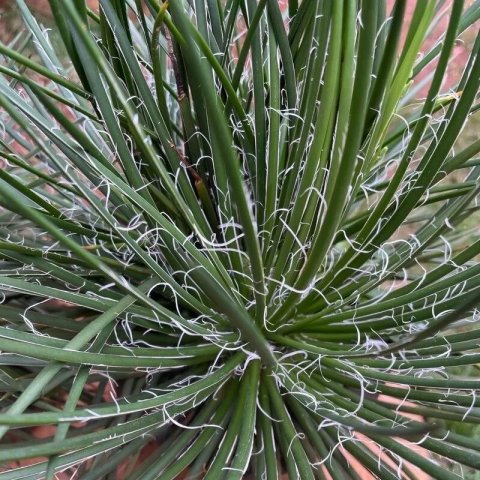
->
<box><xmin>1</xmin><ymin>0</ymin><xmax>480</xmax><ymax>478</ymax></box>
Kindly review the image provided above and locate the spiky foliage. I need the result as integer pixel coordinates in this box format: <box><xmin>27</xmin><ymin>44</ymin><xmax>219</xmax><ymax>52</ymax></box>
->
<box><xmin>0</xmin><ymin>0</ymin><xmax>480</xmax><ymax>478</ymax></box>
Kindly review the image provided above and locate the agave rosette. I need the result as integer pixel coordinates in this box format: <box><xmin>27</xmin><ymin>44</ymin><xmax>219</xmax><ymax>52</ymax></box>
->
<box><xmin>0</xmin><ymin>0</ymin><xmax>480</xmax><ymax>478</ymax></box>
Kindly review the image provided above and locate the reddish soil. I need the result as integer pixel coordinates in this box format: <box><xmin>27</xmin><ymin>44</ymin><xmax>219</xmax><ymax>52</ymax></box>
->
<box><xmin>387</xmin><ymin>0</ymin><xmax>478</xmax><ymax>96</ymax></box>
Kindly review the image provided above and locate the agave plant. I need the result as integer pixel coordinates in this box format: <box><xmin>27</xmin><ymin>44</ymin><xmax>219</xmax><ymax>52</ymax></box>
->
<box><xmin>1</xmin><ymin>0</ymin><xmax>480</xmax><ymax>478</ymax></box>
